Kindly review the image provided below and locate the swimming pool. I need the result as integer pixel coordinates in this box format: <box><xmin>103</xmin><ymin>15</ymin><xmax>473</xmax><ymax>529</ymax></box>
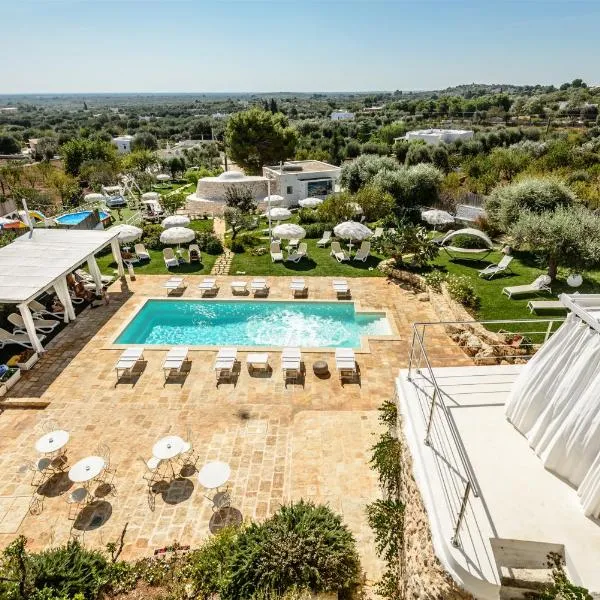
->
<box><xmin>115</xmin><ymin>300</ymin><xmax>392</xmax><ymax>348</ymax></box>
<box><xmin>55</xmin><ymin>210</ymin><xmax>110</xmax><ymax>226</ymax></box>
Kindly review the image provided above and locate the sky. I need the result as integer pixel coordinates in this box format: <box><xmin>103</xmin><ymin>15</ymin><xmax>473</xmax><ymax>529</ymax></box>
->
<box><xmin>1</xmin><ymin>0</ymin><xmax>599</xmax><ymax>94</ymax></box>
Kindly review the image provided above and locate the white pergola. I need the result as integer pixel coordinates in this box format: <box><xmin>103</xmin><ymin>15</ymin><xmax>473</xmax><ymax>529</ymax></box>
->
<box><xmin>0</xmin><ymin>229</ymin><xmax>124</xmax><ymax>354</ymax></box>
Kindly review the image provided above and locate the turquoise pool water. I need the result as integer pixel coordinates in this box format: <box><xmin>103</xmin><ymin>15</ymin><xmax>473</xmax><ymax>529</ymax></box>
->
<box><xmin>115</xmin><ymin>300</ymin><xmax>392</xmax><ymax>347</ymax></box>
<box><xmin>55</xmin><ymin>210</ymin><xmax>110</xmax><ymax>225</ymax></box>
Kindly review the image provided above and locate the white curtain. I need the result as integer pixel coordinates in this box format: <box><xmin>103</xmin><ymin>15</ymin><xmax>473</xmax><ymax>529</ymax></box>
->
<box><xmin>506</xmin><ymin>314</ymin><xmax>600</xmax><ymax>518</ymax></box>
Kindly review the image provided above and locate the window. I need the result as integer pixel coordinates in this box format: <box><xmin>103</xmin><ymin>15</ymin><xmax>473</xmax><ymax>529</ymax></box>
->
<box><xmin>286</xmin><ymin>186</ymin><xmax>293</xmax><ymax>195</ymax></box>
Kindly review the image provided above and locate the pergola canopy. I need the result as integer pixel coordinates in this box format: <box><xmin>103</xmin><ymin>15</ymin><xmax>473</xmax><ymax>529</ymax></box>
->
<box><xmin>0</xmin><ymin>229</ymin><xmax>119</xmax><ymax>304</ymax></box>
<box><xmin>441</xmin><ymin>228</ymin><xmax>493</xmax><ymax>249</ymax></box>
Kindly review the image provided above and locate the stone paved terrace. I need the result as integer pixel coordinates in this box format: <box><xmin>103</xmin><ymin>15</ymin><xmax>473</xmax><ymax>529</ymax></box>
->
<box><xmin>0</xmin><ymin>276</ymin><xmax>469</xmax><ymax>585</ymax></box>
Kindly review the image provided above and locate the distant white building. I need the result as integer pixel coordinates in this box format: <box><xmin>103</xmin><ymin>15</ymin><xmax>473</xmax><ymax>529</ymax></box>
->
<box><xmin>0</xmin><ymin>107</ymin><xmax>17</xmax><ymax>113</ymax></box>
<box><xmin>211</xmin><ymin>112</ymin><xmax>229</xmax><ymax>119</ymax></box>
<box><xmin>403</xmin><ymin>129</ymin><xmax>474</xmax><ymax>145</ymax></box>
<box><xmin>263</xmin><ymin>160</ymin><xmax>341</xmax><ymax>206</ymax></box>
<box><xmin>111</xmin><ymin>135</ymin><xmax>134</xmax><ymax>154</ymax></box>
<box><xmin>331</xmin><ymin>111</ymin><xmax>355</xmax><ymax>121</ymax></box>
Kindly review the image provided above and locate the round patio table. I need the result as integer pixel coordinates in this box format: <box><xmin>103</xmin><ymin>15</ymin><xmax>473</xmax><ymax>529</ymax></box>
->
<box><xmin>153</xmin><ymin>436</ymin><xmax>185</xmax><ymax>461</ymax></box>
<box><xmin>35</xmin><ymin>430</ymin><xmax>69</xmax><ymax>454</ymax></box>
<box><xmin>197</xmin><ymin>461</ymin><xmax>231</xmax><ymax>490</ymax></box>
<box><xmin>68</xmin><ymin>456</ymin><xmax>105</xmax><ymax>484</ymax></box>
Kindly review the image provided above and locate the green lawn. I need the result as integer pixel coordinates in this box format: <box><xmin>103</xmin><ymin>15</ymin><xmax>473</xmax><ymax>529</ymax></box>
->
<box><xmin>430</xmin><ymin>249</ymin><xmax>600</xmax><ymax>325</ymax></box>
<box><xmin>229</xmin><ymin>238</ymin><xmax>384</xmax><ymax>277</ymax></box>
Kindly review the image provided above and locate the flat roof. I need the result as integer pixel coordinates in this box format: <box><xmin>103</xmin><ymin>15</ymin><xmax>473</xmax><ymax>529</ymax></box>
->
<box><xmin>0</xmin><ymin>228</ymin><xmax>118</xmax><ymax>304</ymax></box>
<box><xmin>265</xmin><ymin>160</ymin><xmax>340</xmax><ymax>174</ymax></box>
<box><xmin>398</xmin><ymin>365</ymin><xmax>600</xmax><ymax>598</ymax></box>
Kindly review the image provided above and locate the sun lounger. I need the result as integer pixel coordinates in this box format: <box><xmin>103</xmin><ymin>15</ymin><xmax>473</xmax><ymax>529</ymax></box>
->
<box><xmin>163</xmin><ymin>277</ymin><xmax>185</xmax><ymax>295</ymax></box>
<box><xmin>286</xmin><ymin>242</ymin><xmax>307</xmax><ymax>263</ymax></box>
<box><xmin>115</xmin><ymin>347</ymin><xmax>145</xmax><ymax>380</ymax></box>
<box><xmin>163</xmin><ymin>248</ymin><xmax>179</xmax><ymax>269</ymax></box>
<box><xmin>270</xmin><ymin>241</ymin><xmax>283</xmax><ymax>262</ymax></box>
<box><xmin>332</xmin><ymin>279</ymin><xmax>351</xmax><ymax>299</ymax></box>
<box><xmin>330</xmin><ymin>241</ymin><xmax>350</xmax><ymax>262</ymax></box>
<box><xmin>162</xmin><ymin>347</ymin><xmax>189</xmax><ymax>381</ymax></box>
<box><xmin>478</xmin><ymin>255</ymin><xmax>514</xmax><ymax>279</ymax></box>
<box><xmin>29</xmin><ymin>300</ymin><xmax>64</xmax><ymax>321</ymax></box>
<box><xmin>0</xmin><ymin>327</ymin><xmax>46</xmax><ymax>349</ymax></box>
<box><xmin>527</xmin><ymin>300</ymin><xmax>567</xmax><ymax>313</ymax></box>
<box><xmin>188</xmin><ymin>244</ymin><xmax>201</xmax><ymax>263</ymax></box>
<box><xmin>290</xmin><ymin>278</ymin><xmax>308</xmax><ymax>298</ymax></box>
<box><xmin>134</xmin><ymin>243</ymin><xmax>150</xmax><ymax>261</ymax></box>
<box><xmin>502</xmin><ymin>274</ymin><xmax>552</xmax><ymax>299</ymax></box>
<box><xmin>198</xmin><ymin>277</ymin><xmax>218</xmax><ymax>297</ymax></box>
<box><xmin>353</xmin><ymin>241</ymin><xmax>371</xmax><ymax>263</ymax></box>
<box><xmin>316</xmin><ymin>231</ymin><xmax>332</xmax><ymax>247</ymax></box>
<box><xmin>335</xmin><ymin>348</ymin><xmax>359</xmax><ymax>385</ymax></box>
<box><xmin>231</xmin><ymin>280</ymin><xmax>248</xmax><ymax>294</ymax></box>
<box><xmin>250</xmin><ymin>278</ymin><xmax>269</xmax><ymax>297</ymax></box>
<box><xmin>247</xmin><ymin>352</ymin><xmax>269</xmax><ymax>373</ymax></box>
<box><xmin>372</xmin><ymin>227</ymin><xmax>384</xmax><ymax>239</ymax></box>
<box><xmin>8</xmin><ymin>313</ymin><xmax>59</xmax><ymax>334</ymax></box>
<box><xmin>75</xmin><ymin>269</ymin><xmax>114</xmax><ymax>285</ymax></box>
<box><xmin>282</xmin><ymin>347</ymin><xmax>302</xmax><ymax>387</ymax></box>
<box><xmin>214</xmin><ymin>347</ymin><xmax>238</xmax><ymax>386</ymax></box>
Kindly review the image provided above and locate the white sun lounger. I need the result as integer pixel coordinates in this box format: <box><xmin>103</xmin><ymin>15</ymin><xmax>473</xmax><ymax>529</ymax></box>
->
<box><xmin>198</xmin><ymin>278</ymin><xmax>218</xmax><ymax>296</ymax></box>
<box><xmin>478</xmin><ymin>255</ymin><xmax>514</xmax><ymax>279</ymax></box>
<box><xmin>29</xmin><ymin>300</ymin><xmax>63</xmax><ymax>321</ymax></box>
<box><xmin>290</xmin><ymin>278</ymin><xmax>308</xmax><ymax>298</ymax></box>
<box><xmin>247</xmin><ymin>352</ymin><xmax>269</xmax><ymax>373</ymax></box>
<box><xmin>250</xmin><ymin>278</ymin><xmax>269</xmax><ymax>296</ymax></box>
<box><xmin>316</xmin><ymin>231</ymin><xmax>332</xmax><ymax>247</ymax></box>
<box><xmin>286</xmin><ymin>242</ymin><xmax>307</xmax><ymax>263</ymax></box>
<box><xmin>115</xmin><ymin>347</ymin><xmax>145</xmax><ymax>380</ymax></box>
<box><xmin>163</xmin><ymin>248</ymin><xmax>179</xmax><ymax>269</ymax></box>
<box><xmin>8</xmin><ymin>313</ymin><xmax>59</xmax><ymax>334</ymax></box>
<box><xmin>353</xmin><ymin>241</ymin><xmax>371</xmax><ymax>263</ymax></box>
<box><xmin>282</xmin><ymin>347</ymin><xmax>302</xmax><ymax>386</ymax></box>
<box><xmin>163</xmin><ymin>277</ymin><xmax>185</xmax><ymax>295</ymax></box>
<box><xmin>527</xmin><ymin>300</ymin><xmax>567</xmax><ymax>313</ymax></box>
<box><xmin>335</xmin><ymin>348</ymin><xmax>359</xmax><ymax>385</ymax></box>
<box><xmin>0</xmin><ymin>327</ymin><xmax>46</xmax><ymax>349</ymax></box>
<box><xmin>332</xmin><ymin>279</ymin><xmax>351</xmax><ymax>299</ymax></box>
<box><xmin>330</xmin><ymin>241</ymin><xmax>350</xmax><ymax>262</ymax></box>
<box><xmin>270</xmin><ymin>241</ymin><xmax>283</xmax><ymax>262</ymax></box>
<box><xmin>214</xmin><ymin>347</ymin><xmax>238</xmax><ymax>385</ymax></box>
<box><xmin>231</xmin><ymin>280</ymin><xmax>248</xmax><ymax>294</ymax></box>
<box><xmin>163</xmin><ymin>347</ymin><xmax>189</xmax><ymax>381</ymax></box>
<box><xmin>134</xmin><ymin>243</ymin><xmax>151</xmax><ymax>261</ymax></box>
<box><xmin>502</xmin><ymin>275</ymin><xmax>552</xmax><ymax>299</ymax></box>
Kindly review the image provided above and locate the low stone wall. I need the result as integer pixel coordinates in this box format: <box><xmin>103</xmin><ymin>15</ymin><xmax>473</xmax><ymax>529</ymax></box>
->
<box><xmin>195</xmin><ymin>179</ymin><xmax>269</xmax><ymax>201</ymax></box>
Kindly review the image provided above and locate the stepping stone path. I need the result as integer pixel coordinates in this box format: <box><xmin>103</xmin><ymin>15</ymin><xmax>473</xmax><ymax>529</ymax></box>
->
<box><xmin>211</xmin><ymin>216</ymin><xmax>234</xmax><ymax>275</ymax></box>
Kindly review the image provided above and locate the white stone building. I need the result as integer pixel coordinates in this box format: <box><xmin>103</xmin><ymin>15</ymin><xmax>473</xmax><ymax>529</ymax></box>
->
<box><xmin>330</xmin><ymin>111</ymin><xmax>355</xmax><ymax>121</ymax></box>
<box><xmin>111</xmin><ymin>135</ymin><xmax>134</xmax><ymax>154</ymax></box>
<box><xmin>402</xmin><ymin>128</ymin><xmax>474</xmax><ymax>145</ymax></box>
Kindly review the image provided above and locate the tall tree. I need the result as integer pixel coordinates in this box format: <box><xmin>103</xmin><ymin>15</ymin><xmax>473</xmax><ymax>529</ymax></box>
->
<box><xmin>226</xmin><ymin>109</ymin><xmax>297</xmax><ymax>175</ymax></box>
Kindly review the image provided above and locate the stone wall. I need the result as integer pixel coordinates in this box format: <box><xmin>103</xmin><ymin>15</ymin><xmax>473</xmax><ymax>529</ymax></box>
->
<box><xmin>195</xmin><ymin>179</ymin><xmax>270</xmax><ymax>202</ymax></box>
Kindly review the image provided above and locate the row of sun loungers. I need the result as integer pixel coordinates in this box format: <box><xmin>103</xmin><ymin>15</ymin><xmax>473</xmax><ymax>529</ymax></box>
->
<box><xmin>115</xmin><ymin>346</ymin><xmax>359</xmax><ymax>387</ymax></box>
<box><xmin>270</xmin><ymin>239</ymin><xmax>372</xmax><ymax>263</ymax></box>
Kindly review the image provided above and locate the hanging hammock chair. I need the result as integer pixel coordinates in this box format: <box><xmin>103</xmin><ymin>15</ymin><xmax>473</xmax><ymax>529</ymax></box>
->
<box><xmin>440</xmin><ymin>227</ymin><xmax>493</xmax><ymax>260</ymax></box>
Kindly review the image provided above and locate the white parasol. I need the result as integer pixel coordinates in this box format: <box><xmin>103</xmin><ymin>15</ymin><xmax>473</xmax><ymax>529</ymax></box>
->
<box><xmin>334</xmin><ymin>220</ymin><xmax>373</xmax><ymax>250</ymax></box>
<box><xmin>263</xmin><ymin>194</ymin><xmax>285</xmax><ymax>205</ymax></box>
<box><xmin>162</xmin><ymin>215</ymin><xmax>190</xmax><ymax>228</ymax></box>
<box><xmin>160</xmin><ymin>227</ymin><xmax>196</xmax><ymax>245</ymax></box>
<box><xmin>109</xmin><ymin>224</ymin><xmax>143</xmax><ymax>244</ymax></box>
<box><xmin>422</xmin><ymin>209</ymin><xmax>455</xmax><ymax>228</ymax></box>
<box><xmin>272</xmin><ymin>223</ymin><xmax>306</xmax><ymax>240</ymax></box>
<box><xmin>298</xmin><ymin>197</ymin><xmax>323</xmax><ymax>209</ymax></box>
<box><xmin>264</xmin><ymin>207</ymin><xmax>292</xmax><ymax>221</ymax></box>
<box><xmin>156</xmin><ymin>173</ymin><xmax>171</xmax><ymax>182</ymax></box>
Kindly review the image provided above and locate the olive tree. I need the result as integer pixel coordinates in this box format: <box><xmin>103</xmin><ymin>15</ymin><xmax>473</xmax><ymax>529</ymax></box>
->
<box><xmin>486</xmin><ymin>177</ymin><xmax>575</xmax><ymax>232</ymax></box>
<box><xmin>510</xmin><ymin>205</ymin><xmax>600</xmax><ymax>279</ymax></box>
<box><xmin>340</xmin><ymin>154</ymin><xmax>399</xmax><ymax>193</ymax></box>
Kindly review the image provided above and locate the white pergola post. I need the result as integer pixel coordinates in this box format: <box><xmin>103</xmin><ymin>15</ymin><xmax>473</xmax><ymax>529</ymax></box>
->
<box><xmin>17</xmin><ymin>303</ymin><xmax>45</xmax><ymax>354</ymax></box>
<box><xmin>55</xmin><ymin>277</ymin><xmax>76</xmax><ymax>322</ymax></box>
<box><xmin>111</xmin><ymin>238</ymin><xmax>125</xmax><ymax>277</ymax></box>
<box><xmin>87</xmin><ymin>256</ymin><xmax>103</xmax><ymax>294</ymax></box>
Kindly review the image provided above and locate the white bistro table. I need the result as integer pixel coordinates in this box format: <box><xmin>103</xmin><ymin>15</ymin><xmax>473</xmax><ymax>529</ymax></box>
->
<box><xmin>198</xmin><ymin>461</ymin><xmax>231</xmax><ymax>509</ymax></box>
<box><xmin>68</xmin><ymin>456</ymin><xmax>105</xmax><ymax>484</ymax></box>
<box><xmin>35</xmin><ymin>430</ymin><xmax>70</xmax><ymax>454</ymax></box>
<box><xmin>153</xmin><ymin>435</ymin><xmax>185</xmax><ymax>476</ymax></box>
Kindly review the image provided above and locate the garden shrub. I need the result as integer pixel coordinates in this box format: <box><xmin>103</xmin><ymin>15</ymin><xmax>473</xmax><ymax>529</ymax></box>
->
<box><xmin>237</xmin><ymin>232</ymin><xmax>261</xmax><ymax>248</ymax></box>
<box><xmin>229</xmin><ymin>239</ymin><xmax>245</xmax><ymax>253</ymax></box>
<box><xmin>424</xmin><ymin>269</ymin><xmax>446</xmax><ymax>292</ymax></box>
<box><xmin>223</xmin><ymin>500</ymin><xmax>360</xmax><ymax>599</ymax></box>
<box><xmin>450</xmin><ymin>234</ymin><xmax>490</xmax><ymax>249</ymax></box>
<box><xmin>196</xmin><ymin>231</ymin><xmax>223</xmax><ymax>254</ymax></box>
<box><xmin>141</xmin><ymin>223</ymin><xmax>163</xmax><ymax>250</ymax></box>
<box><xmin>297</xmin><ymin>208</ymin><xmax>320</xmax><ymax>224</ymax></box>
<box><xmin>446</xmin><ymin>275</ymin><xmax>480</xmax><ymax>310</ymax></box>
<box><xmin>303</xmin><ymin>222</ymin><xmax>335</xmax><ymax>238</ymax></box>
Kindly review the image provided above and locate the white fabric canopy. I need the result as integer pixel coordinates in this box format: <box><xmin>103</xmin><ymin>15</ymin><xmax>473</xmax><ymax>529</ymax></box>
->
<box><xmin>162</xmin><ymin>215</ymin><xmax>190</xmax><ymax>228</ymax></box>
<box><xmin>334</xmin><ymin>221</ymin><xmax>372</xmax><ymax>241</ymax></box>
<box><xmin>109</xmin><ymin>224</ymin><xmax>143</xmax><ymax>243</ymax></box>
<box><xmin>84</xmin><ymin>193</ymin><xmax>106</xmax><ymax>202</ymax></box>
<box><xmin>272</xmin><ymin>224</ymin><xmax>306</xmax><ymax>240</ymax></box>
<box><xmin>264</xmin><ymin>207</ymin><xmax>291</xmax><ymax>220</ymax></box>
<box><xmin>298</xmin><ymin>197</ymin><xmax>323</xmax><ymax>208</ymax></box>
<box><xmin>441</xmin><ymin>228</ymin><xmax>493</xmax><ymax>249</ymax></box>
<box><xmin>506</xmin><ymin>313</ymin><xmax>600</xmax><ymax>517</ymax></box>
<box><xmin>160</xmin><ymin>227</ymin><xmax>195</xmax><ymax>244</ymax></box>
<box><xmin>422</xmin><ymin>209</ymin><xmax>455</xmax><ymax>226</ymax></box>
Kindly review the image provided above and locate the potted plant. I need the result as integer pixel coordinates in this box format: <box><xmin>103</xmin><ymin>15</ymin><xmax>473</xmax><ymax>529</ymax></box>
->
<box><xmin>15</xmin><ymin>349</ymin><xmax>39</xmax><ymax>370</ymax></box>
<box><xmin>0</xmin><ymin>366</ymin><xmax>21</xmax><ymax>396</ymax></box>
